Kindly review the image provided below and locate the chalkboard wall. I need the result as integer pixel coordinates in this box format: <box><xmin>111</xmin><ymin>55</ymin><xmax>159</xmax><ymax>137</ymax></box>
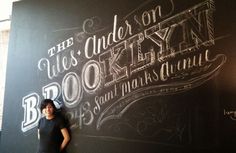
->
<box><xmin>1</xmin><ymin>0</ymin><xmax>236</xmax><ymax>153</ymax></box>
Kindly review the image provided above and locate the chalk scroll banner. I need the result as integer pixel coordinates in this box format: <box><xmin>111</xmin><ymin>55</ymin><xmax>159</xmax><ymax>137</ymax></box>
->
<box><xmin>1</xmin><ymin>0</ymin><xmax>235</xmax><ymax>153</ymax></box>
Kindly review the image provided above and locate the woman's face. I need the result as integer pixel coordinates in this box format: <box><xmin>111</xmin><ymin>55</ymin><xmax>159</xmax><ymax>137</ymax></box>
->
<box><xmin>43</xmin><ymin>103</ymin><xmax>54</xmax><ymax>118</ymax></box>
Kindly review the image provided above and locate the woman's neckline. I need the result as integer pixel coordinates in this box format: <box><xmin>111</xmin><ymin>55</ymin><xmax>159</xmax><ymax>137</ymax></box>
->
<box><xmin>45</xmin><ymin>116</ymin><xmax>55</xmax><ymax>120</ymax></box>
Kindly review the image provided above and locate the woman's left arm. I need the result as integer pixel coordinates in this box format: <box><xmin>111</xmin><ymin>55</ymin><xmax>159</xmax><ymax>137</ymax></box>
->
<box><xmin>60</xmin><ymin>128</ymin><xmax>70</xmax><ymax>151</ymax></box>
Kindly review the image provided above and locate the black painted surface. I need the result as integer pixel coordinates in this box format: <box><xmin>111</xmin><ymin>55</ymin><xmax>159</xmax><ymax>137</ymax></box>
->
<box><xmin>0</xmin><ymin>0</ymin><xmax>236</xmax><ymax>153</ymax></box>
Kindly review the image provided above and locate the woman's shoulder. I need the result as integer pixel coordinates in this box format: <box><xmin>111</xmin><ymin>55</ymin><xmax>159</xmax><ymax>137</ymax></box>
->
<box><xmin>54</xmin><ymin>115</ymin><xmax>64</xmax><ymax>122</ymax></box>
<box><xmin>54</xmin><ymin>114</ymin><xmax>67</xmax><ymax>127</ymax></box>
<box><xmin>38</xmin><ymin>116</ymin><xmax>46</xmax><ymax>123</ymax></box>
<box><xmin>38</xmin><ymin>116</ymin><xmax>46</xmax><ymax>127</ymax></box>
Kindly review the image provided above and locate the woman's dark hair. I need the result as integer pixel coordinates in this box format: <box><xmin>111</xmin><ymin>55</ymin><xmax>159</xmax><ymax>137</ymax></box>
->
<box><xmin>40</xmin><ymin>99</ymin><xmax>57</xmax><ymax>113</ymax></box>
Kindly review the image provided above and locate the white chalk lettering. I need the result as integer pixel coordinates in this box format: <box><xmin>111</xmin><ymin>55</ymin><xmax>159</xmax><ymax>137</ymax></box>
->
<box><xmin>21</xmin><ymin>93</ymin><xmax>40</xmax><ymax>132</ymax></box>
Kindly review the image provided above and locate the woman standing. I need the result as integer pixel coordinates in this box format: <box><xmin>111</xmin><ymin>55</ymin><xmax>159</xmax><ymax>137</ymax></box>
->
<box><xmin>37</xmin><ymin>99</ymin><xmax>70</xmax><ymax>153</ymax></box>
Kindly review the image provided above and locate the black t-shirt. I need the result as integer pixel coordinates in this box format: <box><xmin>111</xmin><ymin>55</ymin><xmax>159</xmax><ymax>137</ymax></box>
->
<box><xmin>38</xmin><ymin>116</ymin><xmax>66</xmax><ymax>153</ymax></box>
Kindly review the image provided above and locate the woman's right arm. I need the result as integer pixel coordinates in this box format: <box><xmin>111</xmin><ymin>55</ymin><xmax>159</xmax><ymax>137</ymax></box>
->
<box><xmin>38</xmin><ymin>129</ymin><xmax>40</xmax><ymax>139</ymax></box>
